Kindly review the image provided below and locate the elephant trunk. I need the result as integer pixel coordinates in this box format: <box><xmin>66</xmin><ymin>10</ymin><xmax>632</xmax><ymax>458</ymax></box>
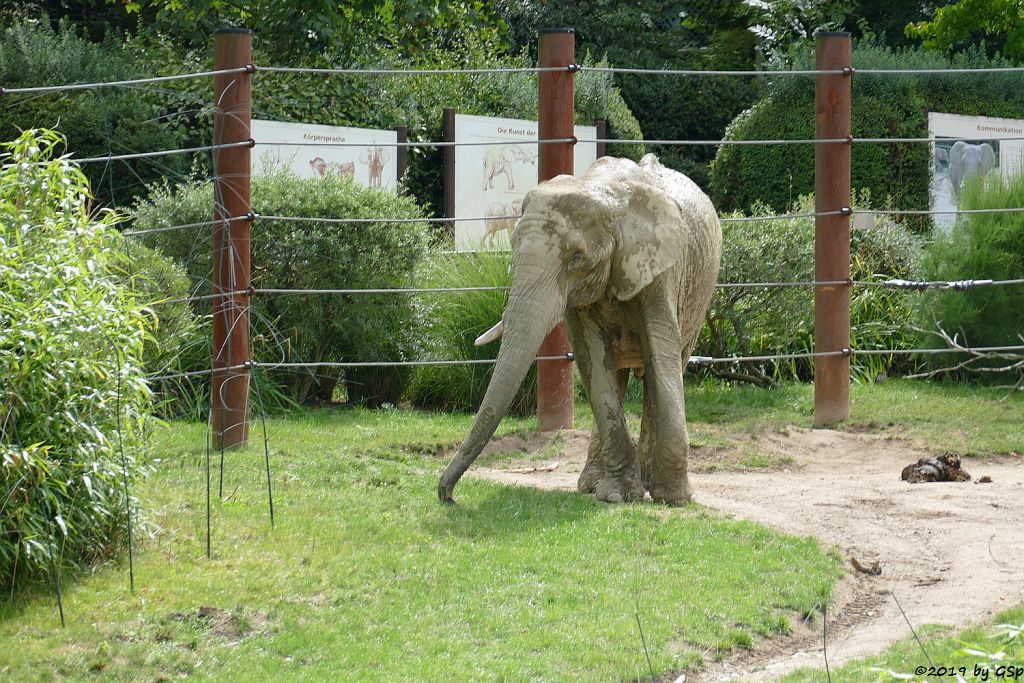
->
<box><xmin>438</xmin><ymin>252</ymin><xmax>565</xmax><ymax>503</ymax></box>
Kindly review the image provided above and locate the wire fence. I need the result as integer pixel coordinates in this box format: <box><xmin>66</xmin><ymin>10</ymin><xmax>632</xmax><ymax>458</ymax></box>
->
<box><xmin>11</xmin><ymin>34</ymin><xmax>1024</xmax><ymax>625</ymax></box>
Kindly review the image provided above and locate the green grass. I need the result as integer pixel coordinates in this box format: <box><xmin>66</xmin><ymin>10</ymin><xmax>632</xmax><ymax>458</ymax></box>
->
<box><xmin>1</xmin><ymin>379</ymin><xmax>1019</xmax><ymax>681</ymax></box>
<box><xmin>679</xmin><ymin>377</ymin><xmax>1023</xmax><ymax>457</ymax></box>
<box><xmin>0</xmin><ymin>406</ymin><xmax>842</xmax><ymax>682</ymax></box>
<box><xmin>780</xmin><ymin>606</ymin><xmax>1024</xmax><ymax>682</ymax></box>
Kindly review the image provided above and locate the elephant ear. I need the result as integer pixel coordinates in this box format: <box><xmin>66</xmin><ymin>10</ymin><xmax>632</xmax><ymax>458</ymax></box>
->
<box><xmin>981</xmin><ymin>143</ymin><xmax>996</xmax><ymax>172</ymax></box>
<box><xmin>609</xmin><ymin>182</ymin><xmax>685</xmax><ymax>301</ymax></box>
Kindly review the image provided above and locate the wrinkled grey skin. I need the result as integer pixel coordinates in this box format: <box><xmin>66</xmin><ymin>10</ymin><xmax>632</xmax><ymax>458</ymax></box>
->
<box><xmin>438</xmin><ymin>154</ymin><xmax>722</xmax><ymax>506</ymax></box>
<box><xmin>949</xmin><ymin>141</ymin><xmax>996</xmax><ymax>198</ymax></box>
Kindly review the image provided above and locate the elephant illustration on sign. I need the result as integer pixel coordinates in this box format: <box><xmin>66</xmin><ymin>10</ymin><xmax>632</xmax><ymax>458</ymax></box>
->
<box><xmin>948</xmin><ymin>141</ymin><xmax>997</xmax><ymax>199</ymax></box>
<box><xmin>439</xmin><ymin>154</ymin><xmax>722</xmax><ymax>506</ymax></box>
<box><xmin>482</xmin><ymin>200</ymin><xmax>522</xmax><ymax>245</ymax></box>
<box><xmin>360</xmin><ymin>146</ymin><xmax>391</xmax><ymax>188</ymax></box>
<box><xmin>309</xmin><ymin>156</ymin><xmax>355</xmax><ymax>178</ymax></box>
<box><xmin>483</xmin><ymin>145</ymin><xmax>537</xmax><ymax>191</ymax></box>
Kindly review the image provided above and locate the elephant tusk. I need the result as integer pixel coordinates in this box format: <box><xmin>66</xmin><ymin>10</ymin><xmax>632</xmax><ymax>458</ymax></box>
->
<box><xmin>474</xmin><ymin>320</ymin><xmax>504</xmax><ymax>346</ymax></box>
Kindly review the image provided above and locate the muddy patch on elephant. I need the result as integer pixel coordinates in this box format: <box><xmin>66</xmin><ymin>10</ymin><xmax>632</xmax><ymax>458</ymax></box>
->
<box><xmin>465</xmin><ymin>426</ymin><xmax>1024</xmax><ymax>682</ymax></box>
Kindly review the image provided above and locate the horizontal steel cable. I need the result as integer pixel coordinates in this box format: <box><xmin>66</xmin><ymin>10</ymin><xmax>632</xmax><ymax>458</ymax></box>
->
<box><xmin>855</xmin><ymin>277</ymin><xmax>1024</xmax><ymax>290</ymax></box>
<box><xmin>255</xmin><ymin>138</ymin><xmax>573</xmax><ymax>149</ymax></box>
<box><xmin>144</xmin><ymin>344</ymin><xmax>1024</xmax><ymax>381</ymax></box>
<box><xmin>258</xmin><ymin>65</ymin><xmax>575</xmax><ymax>75</ymax></box>
<box><xmin>255</xmin><ymin>286</ymin><xmax>509</xmax><ymax>295</ymax></box>
<box><xmin>0</xmin><ymin>66</ymin><xmax>252</xmax><ymax>95</ymax></box>
<box><xmin>73</xmin><ymin>141</ymin><xmax>252</xmax><ymax>165</ymax></box>
<box><xmin>583</xmin><ymin>136</ymin><xmax>1024</xmax><ymax>147</ymax></box>
<box><xmin>258</xmin><ymin>214</ymin><xmax>516</xmax><ymax>224</ymax></box>
<box><xmin>581</xmin><ymin>66</ymin><xmax>847</xmax><ymax>77</ymax></box>
<box><xmin>868</xmin><ymin>207</ymin><xmax>1024</xmax><ymax>216</ymax></box>
<box><xmin>123</xmin><ymin>215</ymin><xmax>249</xmax><ymax>237</ymax></box>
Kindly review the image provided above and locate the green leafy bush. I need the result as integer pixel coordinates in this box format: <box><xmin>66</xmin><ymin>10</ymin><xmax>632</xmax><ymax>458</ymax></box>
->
<box><xmin>709</xmin><ymin>41</ymin><xmax>1024</xmax><ymax>217</ymax></box>
<box><xmin>132</xmin><ymin>171</ymin><xmax>431</xmax><ymax>407</ymax></box>
<box><xmin>118</xmin><ymin>241</ymin><xmax>209</xmax><ymax>418</ymax></box>
<box><xmin>697</xmin><ymin>196</ymin><xmax>923</xmax><ymax>384</ymax></box>
<box><xmin>920</xmin><ymin>172</ymin><xmax>1024</xmax><ymax>370</ymax></box>
<box><xmin>0</xmin><ymin>19</ymin><xmax>192</xmax><ymax>208</ymax></box>
<box><xmin>407</xmin><ymin>252</ymin><xmax>537</xmax><ymax>416</ymax></box>
<box><xmin>0</xmin><ymin>130</ymin><xmax>151</xmax><ymax>587</ymax></box>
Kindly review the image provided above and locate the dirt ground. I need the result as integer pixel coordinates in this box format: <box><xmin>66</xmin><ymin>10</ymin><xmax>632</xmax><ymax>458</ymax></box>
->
<box><xmin>465</xmin><ymin>426</ymin><xmax>1024</xmax><ymax>681</ymax></box>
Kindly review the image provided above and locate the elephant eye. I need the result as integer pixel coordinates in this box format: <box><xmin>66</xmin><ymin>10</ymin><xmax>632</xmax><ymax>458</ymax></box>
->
<box><xmin>567</xmin><ymin>251</ymin><xmax>586</xmax><ymax>275</ymax></box>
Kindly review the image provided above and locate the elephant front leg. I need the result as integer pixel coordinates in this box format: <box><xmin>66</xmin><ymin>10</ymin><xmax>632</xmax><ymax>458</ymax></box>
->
<box><xmin>568</xmin><ymin>312</ymin><xmax>643</xmax><ymax>504</ymax></box>
<box><xmin>577</xmin><ymin>368</ymin><xmax>631</xmax><ymax>494</ymax></box>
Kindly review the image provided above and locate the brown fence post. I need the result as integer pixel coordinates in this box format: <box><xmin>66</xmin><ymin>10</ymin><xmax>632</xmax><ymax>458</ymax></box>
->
<box><xmin>536</xmin><ymin>28</ymin><xmax>576</xmax><ymax>432</ymax></box>
<box><xmin>442</xmin><ymin>108</ymin><xmax>456</xmax><ymax>236</ymax></box>
<box><xmin>211</xmin><ymin>28</ymin><xmax>253</xmax><ymax>449</ymax></box>
<box><xmin>814</xmin><ymin>31</ymin><xmax>852</xmax><ymax>427</ymax></box>
<box><xmin>596</xmin><ymin>119</ymin><xmax>607</xmax><ymax>158</ymax></box>
<box><xmin>396</xmin><ymin>125</ymin><xmax>408</xmax><ymax>189</ymax></box>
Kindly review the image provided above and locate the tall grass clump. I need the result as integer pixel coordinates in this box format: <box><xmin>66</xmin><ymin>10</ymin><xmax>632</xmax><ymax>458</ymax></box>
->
<box><xmin>0</xmin><ymin>130</ymin><xmax>151</xmax><ymax>588</ymax></box>
<box><xmin>407</xmin><ymin>252</ymin><xmax>537</xmax><ymax>415</ymax></box>
<box><xmin>920</xmin><ymin>172</ymin><xmax>1024</xmax><ymax>374</ymax></box>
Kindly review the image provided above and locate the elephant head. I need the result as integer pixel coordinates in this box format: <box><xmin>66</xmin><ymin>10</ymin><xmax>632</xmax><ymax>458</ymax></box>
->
<box><xmin>438</xmin><ymin>155</ymin><xmax>720</xmax><ymax>504</ymax></box>
<box><xmin>949</xmin><ymin>141</ymin><xmax>996</xmax><ymax>198</ymax></box>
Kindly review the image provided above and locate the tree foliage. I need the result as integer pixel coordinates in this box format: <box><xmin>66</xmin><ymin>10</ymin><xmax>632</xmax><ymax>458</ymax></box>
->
<box><xmin>906</xmin><ymin>0</ymin><xmax>1024</xmax><ymax>61</ymax></box>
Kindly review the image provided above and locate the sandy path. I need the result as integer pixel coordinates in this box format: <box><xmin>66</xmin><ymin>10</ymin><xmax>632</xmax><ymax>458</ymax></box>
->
<box><xmin>467</xmin><ymin>427</ymin><xmax>1024</xmax><ymax>681</ymax></box>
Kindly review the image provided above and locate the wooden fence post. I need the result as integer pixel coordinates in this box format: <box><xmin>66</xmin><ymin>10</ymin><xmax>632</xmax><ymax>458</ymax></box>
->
<box><xmin>536</xmin><ymin>28</ymin><xmax>576</xmax><ymax>432</ymax></box>
<box><xmin>814</xmin><ymin>31</ymin><xmax>852</xmax><ymax>427</ymax></box>
<box><xmin>211</xmin><ymin>28</ymin><xmax>253</xmax><ymax>449</ymax></box>
<box><xmin>442</xmin><ymin>108</ymin><xmax>456</xmax><ymax>236</ymax></box>
<box><xmin>396</xmin><ymin>125</ymin><xmax>408</xmax><ymax>189</ymax></box>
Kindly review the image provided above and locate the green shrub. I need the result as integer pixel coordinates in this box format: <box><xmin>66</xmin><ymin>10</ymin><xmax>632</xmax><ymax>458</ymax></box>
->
<box><xmin>920</xmin><ymin>172</ymin><xmax>1024</xmax><ymax>371</ymax></box>
<box><xmin>709</xmin><ymin>41</ymin><xmax>1024</xmax><ymax>218</ymax></box>
<box><xmin>132</xmin><ymin>171</ymin><xmax>431</xmax><ymax>407</ymax></box>
<box><xmin>697</xmin><ymin>195</ymin><xmax>923</xmax><ymax>384</ymax></box>
<box><xmin>118</xmin><ymin>241</ymin><xmax>209</xmax><ymax>418</ymax></box>
<box><xmin>407</xmin><ymin>252</ymin><xmax>537</xmax><ymax>416</ymax></box>
<box><xmin>0</xmin><ymin>19</ymin><xmax>192</xmax><ymax>208</ymax></box>
<box><xmin>0</xmin><ymin>129</ymin><xmax>151</xmax><ymax>587</ymax></box>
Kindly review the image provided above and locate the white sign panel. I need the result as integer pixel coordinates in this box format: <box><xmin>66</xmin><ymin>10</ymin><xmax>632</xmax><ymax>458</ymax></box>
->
<box><xmin>454</xmin><ymin>114</ymin><xmax>598</xmax><ymax>250</ymax></box>
<box><xmin>251</xmin><ymin>119</ymin><xmax>398</xmax><ymax>190</ymax></box>
<box><xmin>928</xmin><ymin>112</ymin><xmax>1024</xmax><ymax>231</ymax></box>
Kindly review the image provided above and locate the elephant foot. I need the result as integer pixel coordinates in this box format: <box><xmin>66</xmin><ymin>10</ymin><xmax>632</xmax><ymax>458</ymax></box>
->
<box><xmin>648</xmin><ymin>479</ymin><xmax>692</xmax><ymax>507</ymax></box>
<box><xmin>594</xmin><ymin>475</ymin><xmax>644</xmax><ymax>504</ymax></box>
<box><xmin>577</xmin><ymin>458</ymin><xmax>605</xmax><ymax>494</ymax></box>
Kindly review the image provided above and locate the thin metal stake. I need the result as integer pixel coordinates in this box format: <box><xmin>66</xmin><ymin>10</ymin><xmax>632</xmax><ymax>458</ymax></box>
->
<box><xmin>892</xmin><ymin>590</ymin><xmax>934</xmax><ymax>668</ymax></box>
<box><xmin>37</xmin><ymin>485</ymin><xmax>65</xmax><ymax>627</ymax></box>
<box><xmin>115</xmin><ymin>357</ymin><xmax>135</xmax><ymax>591</ymax></box>
<box><xmin>205</xmin><ymin>426</ymin><xmax>212</xmax><ymax>559</ymax></box>
<box><xmin>248</xmin><ymin>364</ymin><xmax>275</xmax><ymax>527</ymax></box>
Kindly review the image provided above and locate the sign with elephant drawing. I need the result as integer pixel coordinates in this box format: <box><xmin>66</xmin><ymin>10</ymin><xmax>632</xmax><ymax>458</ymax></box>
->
<box><xmin>453</xmin><ymin>114</ymin><xmax>597</xmax><ymax>250</ymax></box>
<box><xmin>251</xmin><ymin>120</ymin><xmax>398</xmax><ymax>190</ymax></box>
<box><xmin>928</xmin><ymin>113</ymin><xmax>1024</xmax><ymax>232</ymax></box>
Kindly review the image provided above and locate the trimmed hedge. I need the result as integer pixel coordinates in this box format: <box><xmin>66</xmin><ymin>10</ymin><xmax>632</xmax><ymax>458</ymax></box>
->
<box><xmin>710</xmin><ymin>42</ymin><xmax>1024</xmax><ymax>217</ymax></box>
<box><xmin>132</xmin><ymin>171</ymin><xmax>431</xmax><ymax>407</ymax></box>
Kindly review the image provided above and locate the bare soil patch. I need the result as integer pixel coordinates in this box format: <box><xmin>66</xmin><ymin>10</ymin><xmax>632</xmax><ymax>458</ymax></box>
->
<box><xmin>466</xmin><ymin>427</ymin><xmax>1024</xmax><ymax>681</ymax></box>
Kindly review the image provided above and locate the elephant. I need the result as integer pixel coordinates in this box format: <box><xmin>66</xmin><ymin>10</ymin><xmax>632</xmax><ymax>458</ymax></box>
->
<box><xmin>482</xmin><ymin>200</ymin><xmax>522</xmax><ymax>245</ymax></box>
<box><xmin>483</xmin><ymin>146</ymin><xmax>537</xmax><ymax>191</ymax></box>
<box><xmin>948</xmin><ymin>141</ymin><xmax>996</xmax><ymax>199</ymax></box>
<box><xmin>438</xmin><ymin>154</ymin><xmax>722</xmax><ymax>506</ymax></box>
